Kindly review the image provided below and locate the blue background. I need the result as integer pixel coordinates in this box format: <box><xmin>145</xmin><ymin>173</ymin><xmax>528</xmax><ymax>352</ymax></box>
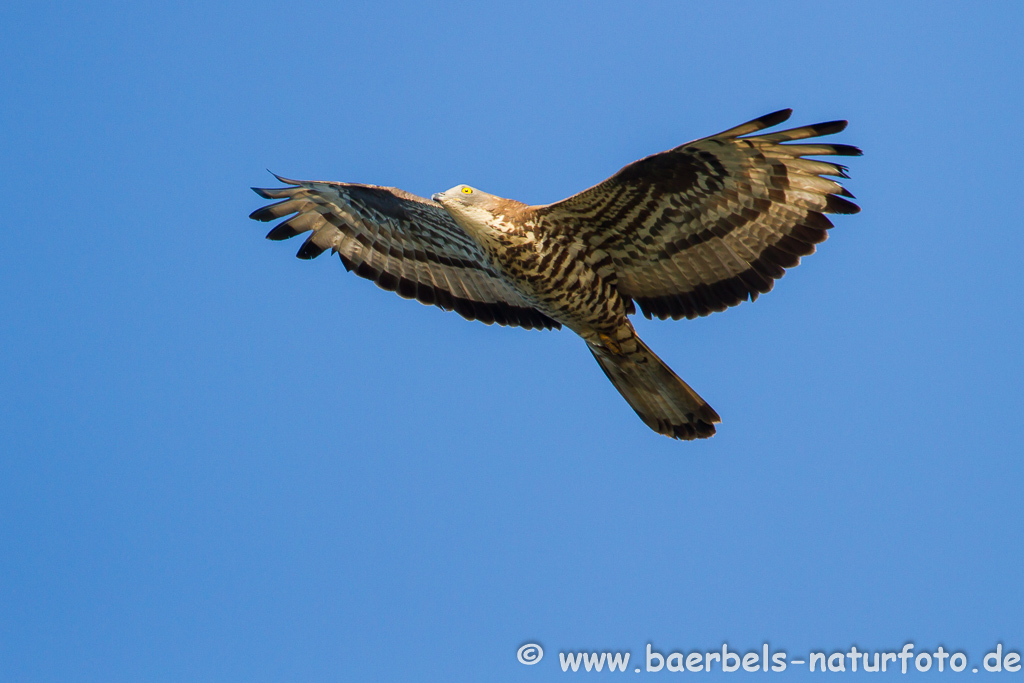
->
<box><xmin>1</xmin><ymin>1</ymin><xmax>1021</xmax><ymax>680</ymax></box>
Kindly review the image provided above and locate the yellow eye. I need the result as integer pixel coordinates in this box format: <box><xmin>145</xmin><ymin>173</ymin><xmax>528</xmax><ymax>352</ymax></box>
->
<box><xmin>461</xmin><ymin>187</ymin><xmax>473</xmax><ymax>194</ymax></box>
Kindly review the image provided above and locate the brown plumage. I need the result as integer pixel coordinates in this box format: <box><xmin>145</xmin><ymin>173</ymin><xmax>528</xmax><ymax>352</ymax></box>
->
<box><xmin>250</xmin><ymin>109</ymin><xmax>860</xmax><ymax>440</ymax></box>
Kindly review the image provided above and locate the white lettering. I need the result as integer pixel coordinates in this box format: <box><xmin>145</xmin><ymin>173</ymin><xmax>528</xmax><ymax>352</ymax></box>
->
<box><xmin>847</xmin><ymin>646</ymin><xmax>860</xmax><ymax>672</ymax></box>
<box><xmin>898</xmin><ymin>643</ymin><xmax>915</xmax><ymax>673</ymax></box>
<box><xmin>559</xmin><ymin>652</ymin><xmax>583</xmax><ymax>672</ymax></box>
<box><xmin>722</xmin><ymin>644</ymin><xmax>740</xmax><ymax>672</ymax></box>
<box><xmin>985</xmin><ymin>644</ymin><xmax>1003</xmax><ymax>672</ymax></box>
<box><xmin>582</xmin><ymin>652</ymin><xmax>606</xmax><ymax>672</ymax></box>
<box><xmin>606</xmin><ymin>652</ymin><xmax>630</xmax><ymax>672</ymax></box>
<box><xmin>646</xmin><ymin>644</ymin><xmax>664</xmax><ymax>672</ymax></box>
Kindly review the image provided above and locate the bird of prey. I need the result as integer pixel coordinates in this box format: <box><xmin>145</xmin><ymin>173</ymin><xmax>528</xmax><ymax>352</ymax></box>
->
<box><xmin>250</xmin><ymin>109</ymin><xmax>860</xmax><ymax>440</ymax></box>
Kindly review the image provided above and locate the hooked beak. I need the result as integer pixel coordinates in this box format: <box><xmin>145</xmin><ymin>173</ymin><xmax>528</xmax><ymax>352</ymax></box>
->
<box><xmin>431</xmin><ymin>193</ymin><xmax>443</xmax><ymax>203</ymax></box>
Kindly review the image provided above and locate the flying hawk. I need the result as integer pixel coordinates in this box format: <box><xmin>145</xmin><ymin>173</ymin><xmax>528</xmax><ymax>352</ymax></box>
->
<box><xmin>250</xmin><ymin>109</ymin><xmax>860</xmax><ymax>440</ymax></box>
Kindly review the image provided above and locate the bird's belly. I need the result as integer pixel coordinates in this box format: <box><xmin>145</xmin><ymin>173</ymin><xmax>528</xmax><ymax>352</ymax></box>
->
<box><xmin>486</xmin><ymin>238</ymin><xmax>626</xmax><ymax>338</ymax></box>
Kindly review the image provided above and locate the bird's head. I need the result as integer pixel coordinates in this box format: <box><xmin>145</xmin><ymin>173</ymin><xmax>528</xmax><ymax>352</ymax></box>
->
<box><xmin>431</xmin><ymin>184</ymin><xmax>497</xmax><ymax>210</ymax></box>
<box><xmin>431</xmin><ymin>184</ymin><xmax>519</xmax><ymax>238</ymax></box>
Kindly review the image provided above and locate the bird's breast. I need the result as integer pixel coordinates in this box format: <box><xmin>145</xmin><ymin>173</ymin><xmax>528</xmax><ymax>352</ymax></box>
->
<box><xmin>480</xmin><ymin>225</ymin><xmax>628</xmax><ymax>335</ymax></box>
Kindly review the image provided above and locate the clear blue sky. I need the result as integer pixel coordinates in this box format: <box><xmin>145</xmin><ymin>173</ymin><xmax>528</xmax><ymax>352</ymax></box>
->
<box><xmin>1</xmin><ymin>2</ymin><xmax>1021</xmax><ymax>681</ymax></box>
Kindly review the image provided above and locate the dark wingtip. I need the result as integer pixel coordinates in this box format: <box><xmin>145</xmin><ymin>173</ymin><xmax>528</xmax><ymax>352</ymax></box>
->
<box><xmin>831</xmin><ymin>164</ymin><xmax>851</xmax><ymax>179</ymax></box>
<box><xmin>762</xmin><ymin>108</ymin><xmax>793</xmax><ymax>128</ymax></box>
<box><xmin>252</xmin><ymin>187</ymin><xmax>273</xmax><ymax>199</ymax></box>
<box><xmin>270</xmin><ymin>170</ymin><xmax>301</xmax><ymax>185</ymax></box>
<box><xmin>266</xmin><ymin>221</ymin><xmax>302</xmax><ymax>241</ymax></box>
<box><xmin>248</xmin><ymin>205</ymin><xmax>276</xmax><ymax>221</ymax></box>
<box><xmin>831</xmin><ymin>144</ymin><xmax>863</xmax><ymax>157</ymax></box>
<box><xmin>296</xmin><ymin>237</ymin><xmax>327</xmax><ymax>259</ymax></box>
<box><xmin>719</xmin><ymin>108</ymin><xmax>794</xmax><ymax>140</ymax></box>
<box><xmin>825</xmin><ymin>194</ymin><xmax>861</xmax><ymax>214</ymax></box>
<box><xmin>812</xmin><ymin>119</ymin><xmax>848</xmax><ymax>136</ymax></box>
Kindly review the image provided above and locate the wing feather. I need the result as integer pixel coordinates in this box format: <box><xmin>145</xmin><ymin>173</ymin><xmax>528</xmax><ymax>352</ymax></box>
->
<box><xmin>250</xmin><ymin>177</ymin><xmax>560</xmax><ymax>330</ymax></box>
<box><xmin>533</xmin><ymin>110</ymin><xmax>861</xmax><ymax>320</ymax></box>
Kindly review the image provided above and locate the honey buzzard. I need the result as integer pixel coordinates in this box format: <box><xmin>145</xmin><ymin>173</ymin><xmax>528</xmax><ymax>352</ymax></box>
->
<box><xmin>250</xmin><ymin>109</ymin><xmax>860</xmax><ymax>440</ymax></box>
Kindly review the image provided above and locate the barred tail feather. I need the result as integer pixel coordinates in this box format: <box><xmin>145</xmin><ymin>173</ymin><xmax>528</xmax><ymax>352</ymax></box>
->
<box><xmin>588</xmin><ymin>335</ymin><xmax>720</xmax><ymax>440</ymax></box>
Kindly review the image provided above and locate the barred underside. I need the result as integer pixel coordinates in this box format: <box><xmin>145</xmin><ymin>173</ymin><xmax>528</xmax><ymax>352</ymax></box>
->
<box><xmin>534</xmin><ymin>109</ymin><xmax>861</xmax><ymax>320</ymax></box>
<box><xmin>588</xmin><ymin>333</ymin><xmax>720</xmax><ymax>440</ymax></box>
<box><xmin>248</xmin><ymin>109</ymin><xmax>859</xmax><ymax>442</ymax></box>
<box><xmin>250</xmin><ymin>178</ymin><xmax>559</xmax><ymax>330</ymax></box>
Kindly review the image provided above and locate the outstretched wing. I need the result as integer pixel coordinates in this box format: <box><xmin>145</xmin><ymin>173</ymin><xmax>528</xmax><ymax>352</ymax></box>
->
<box><xmin>534</xmin><ymin>109</ymin><xmax>861</xmax><ymax>320</ymax></box>
<box><xmin>250</xmin><ymin>176</ymin><xmax>559</xmax><ymax>330</ymax></box>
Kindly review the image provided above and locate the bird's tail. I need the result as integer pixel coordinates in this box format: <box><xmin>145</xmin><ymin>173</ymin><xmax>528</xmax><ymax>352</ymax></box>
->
<box><xmin>588</xmin><ymin>331</ymin><xmax>720</xmax><ymax>440</ymax></box>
